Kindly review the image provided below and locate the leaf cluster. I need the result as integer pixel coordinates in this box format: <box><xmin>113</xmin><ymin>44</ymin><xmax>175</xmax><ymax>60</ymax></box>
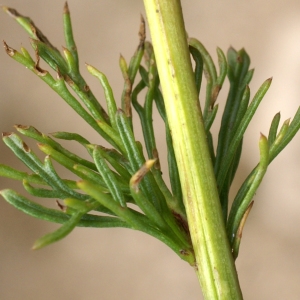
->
<box><xmin>189</xmin><ymin>39</ymin><xmax>300</xmax><ymax>259</ymax></box>
<box><xmin>1</xmin><ymin>4</ymin><xmax>194</xmax><ymax>264</ymax></box>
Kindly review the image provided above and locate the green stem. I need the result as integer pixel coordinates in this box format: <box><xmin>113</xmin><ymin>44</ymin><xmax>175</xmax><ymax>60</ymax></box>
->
<box><xmin>143</xmin><ymin>0</ymin><xmax>243</xmax><ymax>299</ymax></box>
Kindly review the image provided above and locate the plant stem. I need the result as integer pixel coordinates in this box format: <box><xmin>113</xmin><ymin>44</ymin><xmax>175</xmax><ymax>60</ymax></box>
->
<box><xmin>143</xmin><ymin>0</ymin><xmax>243</xmax><ymax>299</ymax></box>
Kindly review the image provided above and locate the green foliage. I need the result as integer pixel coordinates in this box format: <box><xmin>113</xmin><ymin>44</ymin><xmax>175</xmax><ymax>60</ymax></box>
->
<box><xmin>1</xmin><ymin>3</ymin><xmax>300</xmax><ymax>264</ymax></box>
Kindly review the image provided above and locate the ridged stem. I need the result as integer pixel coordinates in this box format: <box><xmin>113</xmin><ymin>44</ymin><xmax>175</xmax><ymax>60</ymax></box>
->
<box><xmin>143</xmin><ymin>0</ymin><xmax>243</xmax><ymax>299</ymax></box>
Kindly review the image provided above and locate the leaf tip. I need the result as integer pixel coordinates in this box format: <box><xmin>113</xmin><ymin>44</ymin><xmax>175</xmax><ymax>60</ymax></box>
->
<box><xmin>56</xmin><ymin>200</ymin><xmax>66</xmax><ymax>212</ymax></box>
<box><xmin>3</xmin><ymin>40</ymin><xmax>16</xmax><ymax>57</ymax></box>
<box><xmin>259</xmin><ymin>132</ymin><xmax>267</xmax><ymax>139</ymax></box>
<box><xmin>284</xmin><ymin>118</ymin><xmax>291</xmax><ymax>126</ymax></box>
<box><xmin>138</xmin><ymin>14</ymin><xmax>146</xmax><ymax>47</ymax></box>
<box><xmin>2</xmin><ymin>132</ymin><xmax>13</xmax><ymax>138</ymax></box>
<box><xmin>76</xmin><ymin>180</ymin><xmax>84</xmax><ymax>189</ymax></box>
<box><xmin>63</xmin><ymin>2</ymin><xmax>70</xmax><ymax>14</ymax></box>
<box><xmin>130</xmin><ymin>159</ymin><xmax>156</xmax><ymax>191</ymax></box>
<box><xmin>86</xmin><ymin>63</ymin><xmax>98</xmax><ymax>75</ymax></box>
<box><xmin>0</xmin><ymin>189</ymin><xmax>8</xmax><ymax>198</ymax></box>
<box><xmin>259</xmin><ymin>133</ymin><xmax>269</xmax><ymax>148</ymax></box>
<box><xmin>116</xmin><ymin>108</ymin><xmax>124</xmax><ymax>115</ymax></box>
<box><xmin>32</xmin><ymin>240</ymin><xmax>43</xmax><ymax>250</ymax></box>
<box><xmin>3</xmin><ymin>7</ymin><xmax>20</xmax><ymax>18</ymax></box>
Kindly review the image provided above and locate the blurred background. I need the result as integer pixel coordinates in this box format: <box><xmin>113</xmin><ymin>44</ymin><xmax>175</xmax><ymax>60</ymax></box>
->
<box><xmin>0</xmin><ymin>0</ymin><xmax>300</xmax><ymax>299</ymax></box>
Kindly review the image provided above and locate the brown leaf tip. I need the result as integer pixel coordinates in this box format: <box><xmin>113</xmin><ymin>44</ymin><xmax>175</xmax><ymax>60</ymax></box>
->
<box><xmin>64</xmin><ymin>75</ymin><xmax>74</xmax><ymax>84</ymax></box>
<box><xmin>2</xmin><ymin>132</ymin><xmax>13</xmax><ymax>138</ymax></box>
<box><xmin>179</xmin><ymin>249</ymin><xmax>189</xmax><ymax>256</ymax></box>
<box><xmin>63</xmin><ymin>2</ymin><xmax>70</xmax><ymax>14</ymax></box>
<box><xmin>237</xmin><ymin>201</ymin><xmax>254</xmax><ymax>239</ymax></box>
<box><xmin>152</xmin><ymin>148</ymin><xmax>161</xmax><ymax>170</ymax></box>
<box><xmin>3</xmin><ymin>40</ymin><xmax>16</xmax><ymax>57</ymax></box>
<box><xmin>139</xmin><ymin>14</ymin><xmax>146</xmax><ymax>47</ymax></box>
<box><xmin>14</xmin><ymin>124</ymin><xmax>29</xmax><ymax>130</ymax></box>
<box><xmin>211</xmin><ymin>84</ymin><xmax>221</xmax><ymax>107</ymax></box>
<box><xmin>130</xmin><ymin>159</ymin><xmax>156</xmax><ymax>190</ymax></box>
<box><xmin>22</xmin><ymin>141</ymin><xmax>31</xmax><ymax>153</ymax></box>
<box><xmin>3</xmin><ymin>7</ymin><xmax>21</xmax><ymax>18</ymax></box>
<box><xmin>34</xmin><ymin>50</ymin><xmax>48</xmax><ymax>76</ymax></box>
<box><xmin>56</xmin><ymin>200</ymin><xmax>66</xmax><ymax>212</ymax></box>
<box><xmin>116</xmin><ymin>108</ymin><xmax>125</xmax><ymax>115</ymax></box>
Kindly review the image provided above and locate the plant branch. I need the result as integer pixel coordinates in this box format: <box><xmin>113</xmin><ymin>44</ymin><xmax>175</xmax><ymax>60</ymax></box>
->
<box><xmin>143</xmin><ymin>0</ymin><xmax>243</xmax><ymax>299</ymax></box>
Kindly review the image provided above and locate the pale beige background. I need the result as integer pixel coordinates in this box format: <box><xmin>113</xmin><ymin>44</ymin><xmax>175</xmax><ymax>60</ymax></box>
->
<box><xmin>0</xmin><ymin>1</ymin><xmax>300</xmax><ymax>299</ymax></box>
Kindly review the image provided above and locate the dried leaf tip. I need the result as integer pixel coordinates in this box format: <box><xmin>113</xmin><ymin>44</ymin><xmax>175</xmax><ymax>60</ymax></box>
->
<box><xmin>2</xmin><ymin>132</ymin><xmax>13</xmax><ymax>138</ymax></box>
<box><xmin>33</xmin><ymin>49</ymin><xmax>48</xmax><ymax>76</ymax></box>
<box><xmin>237</xmin><ymin>201</ymin><xmax>254</xmax><ymax>239</ymax></box>
<box><xmin>259</xmin><ymin>132</ymin><xmax>267</xmax><ymax>138</ymax></box>
<box><xmin>56</xmin><ymin>200</ymin><xmax>66</xmax><ymax>212</ymax></box>
<box><xmin>63</xmin><ymin>2</ymin><xmax>70</xmax><ymax>14</ymax></box>
<box><xmin>14</xmin><ymin>124</ymin><xmax>29</xmax><ymax>130</ymax></box>
<box><xmin>152</xmin><ymin>148</ymin><xmax>161</xmax><ymax>170</ymax></box>
<box><xmin>232</xmin><ymin>201</ymin><xmax>254</xmax><ymax>260</ymax></box>
<box><xmin>3</xmin><ymin>41</ymin><xmax>16</xmax><ymax>57</ymax></box>
<box><xmin>139</xmin><ymin>14</ymin><xmax>146</xmax><ymax>47</ymax></box>
<box><xmin>22</xmin><ymin>142</ymin><xmax>30</xmax><ymax>153</ymax></box>
<box><xmin>130</xmin><ymin>159</ymin><xmax>156</xmax><ymax>191</ymax></box>
<box><xmin>2</xmin><ymin>6</ymin><xmax>20</xmax><ymax>18</ymax></box>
